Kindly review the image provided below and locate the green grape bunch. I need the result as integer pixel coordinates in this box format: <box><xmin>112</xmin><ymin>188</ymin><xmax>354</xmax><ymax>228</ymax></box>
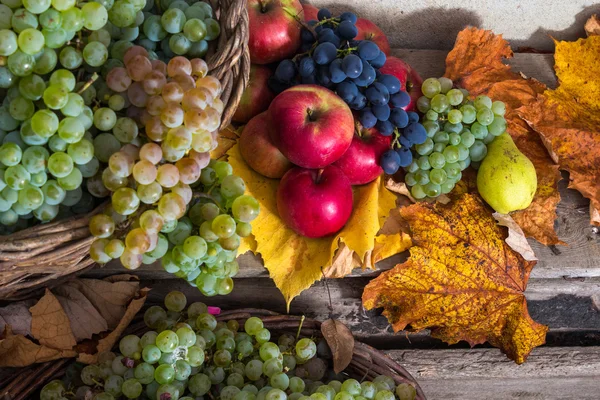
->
<box><xmin>405</xmin><ymin>77</ymin><xmax>507</xmax><ymax>199</ymax></box>
<box><xmin>87</xmin><ymin>49</ymin><xmax>259</xmax><ymax>297</ymax></box>
<box><xmin>41</xmin><ymin>290</ymin><xmax>418</xmax><ymax>400</ymax></box>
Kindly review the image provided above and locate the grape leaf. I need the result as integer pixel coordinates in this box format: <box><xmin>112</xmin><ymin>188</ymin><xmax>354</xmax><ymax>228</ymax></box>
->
<box><xmin>445</xmin><ymin>28</ymin><xmax>562</xmax><ymax>245</ymax></box>
<box><xmin>228</xmin><ymin>144</ymin><xmax>408</xmax><ymax>307</ymax></box>
<box><xmin>0</xmin><ymin>276</ymin><xmax>147</xmax><ymax>367</ymax></box>
<box><xmin>518</xmin><ymin>35</ymin><xmax>600</xmax><ymax>226</ymax></box>
<box><xmin>362</xmin><ymin>194</ymin><xmax>548</xmax><ymax>364</ymax></box>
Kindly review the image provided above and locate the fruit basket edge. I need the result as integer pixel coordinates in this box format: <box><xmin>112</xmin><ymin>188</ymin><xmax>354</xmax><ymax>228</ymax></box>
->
<box><xmin>0</xmin><ymin>0</ymin><xmax>250</xmax><ymax>302</ymax></box>
<box><xmin>0</xmin><ymin>308</ymin><xmax>426</xmax><ymax>400</ymax></box>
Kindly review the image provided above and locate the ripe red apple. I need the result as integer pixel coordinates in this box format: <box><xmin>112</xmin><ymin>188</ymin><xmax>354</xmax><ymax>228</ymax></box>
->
<box><xmin>277</xmin><ymin>165</ymin><xmax>353</xmax><ymax>238</ymax></box>
<box><xmin>379</xmin><ymin>56</ymin><xmax>423</xmax><ymax>112</ymax></box>
<box><xmin>301</xmin><ymin>2</ymin><xmax>318</xmax><ymax>21</ymax></box>
<box><xmin>355</xmin><ymin>18</ymin><xmax>391</xmax><ymax>56</ymax></box>
<box><xmin>247</xmin><ymin>0</ymin><xmax>303</xmax><ymax>64</ymax></box>
<box><xmin>239</xmin><ymin>112</ymin><xmax>292</xmax><ymax>178</ymax></box>
<box><xmin>333</xmin><ymin>124</ymin><xmax>391</xmax><ymax>185</ymax></box>
<box><xmin>232</xmin><ymin>65</ymin><xmax>276</xmax><ymax>123</ymax></box>
<box><xmin>269</xmin><ymin>84</ymin><xmax>354</xmax><ymax>169</ymax></box>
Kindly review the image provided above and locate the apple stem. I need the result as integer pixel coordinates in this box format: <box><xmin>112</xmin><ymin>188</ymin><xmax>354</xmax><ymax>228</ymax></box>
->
<box><xmin>257</xmin><ymin>0</ymin><xmax>266</xmax><ymax>12</ymax></box>
<box><xmin>316</xmin><ymin>168</ymin><xmax>324</xmax><ymax>184</ymax></box>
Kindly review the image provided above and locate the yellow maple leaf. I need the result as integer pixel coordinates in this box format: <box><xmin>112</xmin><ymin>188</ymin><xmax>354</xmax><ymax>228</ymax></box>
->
<box><xmin>228</xmin><ymin>144</ymin><xmax>407</xmax><ymax>307</ymax></box>
<box><xmin>518</xmin><ymin>35</ymin><xmax>600</xmax><ymax>224</ymax></box>
<box><xmin>363</xmin><ymin>193</ymin><xmax>548</xmax><ymax>364</ymax></box>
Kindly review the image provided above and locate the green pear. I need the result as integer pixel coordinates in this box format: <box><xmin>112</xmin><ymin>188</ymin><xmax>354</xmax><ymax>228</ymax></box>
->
<box><xmin>476</xmin><ymin>133</ymin><xmax>537</xmax><ymax>214</ymax></box>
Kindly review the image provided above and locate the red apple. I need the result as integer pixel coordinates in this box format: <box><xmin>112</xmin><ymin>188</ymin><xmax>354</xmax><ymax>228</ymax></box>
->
<box><xmin>301</xmin><ymin>2</ymin><xmax>318</xmax><ymax>21</ymax></box>
<box><xmin>277</xmin><ymin>165</ymin><xmax>353</xmax><ymax>238</ymax></box>
<box><xmin>247</xmin><ymin>0</ymin><xmax>303</xmax><ymax>64</ymax></box>
<box><xmin>379</xmin><ymin>56</ymin><xmax>423</xmax><ymax>112</ymax></box>
<box><xmin>269</xmin><ymin>85</ymin><xmax>354</xmax><ymax>169</ymax></box>
<box><xmin>355</xmin><ymin>18</ymin><xmax>391</xmax><ymax>56</ymax></box>
<box><xmin>333</xmin><ymin>125</ymin><xmax>391</xmax><ymax>185</ymax></box>
<box><xmin>240</xmin><ymin>112</ymin><xmax>293</xmax><ymax>178</ymax></box>
<box><xmin>232</xmin><ymin>65</ymin><xmax>276</xmax><ymax>123</ymax></box>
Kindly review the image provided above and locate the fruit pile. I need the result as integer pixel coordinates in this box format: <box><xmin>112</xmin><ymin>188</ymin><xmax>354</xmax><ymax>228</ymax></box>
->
<box><xmin>401</xmin><ymin>77</ymin><xmax>507</xmax><ymax>199</ymax></box>
<box><xmin>235</xmin><ymin>3</ymin><xmax>425</xmax><ymax>238</ymax></box>
<box><xmin>40</xmin><ymin>290</ymin><xmax>418</xmax><ymax>400</ymax></box>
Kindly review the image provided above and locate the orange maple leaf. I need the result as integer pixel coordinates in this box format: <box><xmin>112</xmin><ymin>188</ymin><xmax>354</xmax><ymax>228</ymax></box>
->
<box><xmin>518</xmin><ymin>35</ymin><xmax>600</xmax><ymax>225</ymax></box>
<box><xmin>445</xmin><ymin>28</ymin><xmax>562</xmax><ymax>245</ymax></box>
<box><xmin>362</xmin><ymin>193</ymin><xmax>548</xmax><ymax>364</ymax></box>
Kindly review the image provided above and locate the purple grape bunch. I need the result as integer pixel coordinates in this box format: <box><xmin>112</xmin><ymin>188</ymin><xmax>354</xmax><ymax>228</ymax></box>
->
<box><xmin>270</xmin><ymin>8</ymin><xmax>427</xmax><ymax>176</ymax></box>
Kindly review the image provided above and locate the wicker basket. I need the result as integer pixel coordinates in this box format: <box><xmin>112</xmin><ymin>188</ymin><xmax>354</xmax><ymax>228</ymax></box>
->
<box><xmin>0</xmin><ymin>0</ymin><xmax>250</xmax><ymax>302</ymax></box>
<box><xmin>0</xmin><ymin>309</ymin><xmax>426</xmax><ymax>400</ymax></box>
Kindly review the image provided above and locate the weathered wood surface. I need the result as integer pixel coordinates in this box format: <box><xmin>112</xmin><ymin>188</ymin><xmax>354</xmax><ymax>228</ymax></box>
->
<box><xmin>390</xmin><ymin>347</ymin><xmax>600</xmax><ymax>400</ymax></box>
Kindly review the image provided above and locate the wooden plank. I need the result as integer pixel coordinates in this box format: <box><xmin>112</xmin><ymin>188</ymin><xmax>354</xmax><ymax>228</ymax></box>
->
<box><xmin>387</xmin><ymin>347</ymin><xmax>600</xmax><ymax>399</ymax></box>
<box><xmin>141</xmin><ymin>277</ymin><xmax>600</xmax><ymax>347</ymax></box>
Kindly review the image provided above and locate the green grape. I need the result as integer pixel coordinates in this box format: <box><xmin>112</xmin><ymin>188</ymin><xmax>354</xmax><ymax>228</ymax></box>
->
<box><xmin>271</xmin><ymin>373</ymin><xmax>289</xmax><ymax>391</ymax></box>
<box><xmin>437</xmin><ymin>77</ymin><xmax>453</xmax><ymax>93</ymax></box>
<box><xmin>429</xmin><ymin>168</ymin><xmax>448</xmax><ymax>185</ymax></box>
<box><xmin>396</xmin><ymin>384</ymin><xmax>417</xmax><ymax>400</ymax></box>
<box><xmin>460</xmin><ymin>131</ymin><xmax>475</xmax><ymax>148</ymax></box>
<box><xmin>109</xmin><ymin>0</ymin><xmax>135</xmax><ymax>27</ymax></box>
<box><xmin>187</xmin><ymin>39</ymin><xmax>208</xmax><ymax>57</ymax></box>
<box><xmin>17</xmin><ymin>183</ymin><xmax>43</xmax><ymax>209</ymax></box>
<box><xmin>231</xmin><ymin>195</ymin><xmax>259</xmax><ymax>222</ymax></box>
<box><xmin>422</xmin><ymin>120</ymin><xmax>439</xmax><ymax>137</ymax></box>
<box><xmin>11</xmin><ymin>9</ymin><xmax>37</xmax><ymax>33</ymax></box>
<box><xmin>405</xmin><ymin>161</ymin><xmax>419</xmax><ymax>174</ymax></box>
<box><xmin>433</xmin><ymin>131</ymin><xmax>449</xmax><ymax>144</ymax></box>
<box><xmin>40</xmin><ymin>381</ymin><xmax>65</xmax><ymax>400</ymax></box>
<box><xmin>83</xmin><ymin>41</ymin><xmax>108</xmax><ymax>67</ymax></box>
<box><xmin>183</xmin><ymin>17</ymin><xmax>206</xmax><ymax>41</ymax></box>
<box><xmin>428</xmin><ymin>151</ymin><xmax>445</xmax><ymax>169</ymax></box>
<box><xmin>448</xmin><ymin>132</ymin><xmax>461</xmax><ymax>146</ymax></box>
<box><xmin>161</xmin><ymin>7</ymin><xmax>186</xmax><ymax>33</ymax></box>
<box><xmin>81</xmin><ymin>1</ymin><xmax>108</xmax><ymax>30</ymax></box>
<box><xmin>48</xmin><ymin>134</ymin><xmax>67</xmax><ymax>152</ymax></box>
<box><xmin>244</xmin><ymin>316</ymin><xmax>263</xmax><ymax>336</ymax></box>
<box><xmin>410</xmin><ymin>184</ymin><xmax>426</xmax><ymax>199</ymax></box>
<box><xmin>58</xmin><ymin>116</ymin><xmax>85</xmax><ymax>143</ymax></box>
<box><xmin>482</xmin><ymin>132</ymin><xmax>495</xmax><ymax>144</ymax></box>
<box><xmin>9</xmin><ymin>96</ymin><xmax>34</xmax><ymax>121</ymax></box>
<box><xmin>182</xmin><ymin>235</ymin><xmax>207</xmax><ymax>259</ymax></box>
<box><xmin>244</xmin><ymin>360</ymin><xmax>262</xmax><ymax>381</ymax></box>
<box><xmin>108</xmin><ymin>94</ymin><xmax>125</xmax><ymax>111</ymax></box>
<box><xmin>474</xmin><ymin>95</ymin><xmax>493</xmax><ymax>110</ymax></box>
<box><xmin>59</xmin><ymin>46</ymin><xmax>83</xmax><ymax>69</ymax></box>
<box><xmin>487</xmin><ymin>116</ymin><xmax>506</xmax><ymax>136</ymax></box>
<box><xmin>212</xmin><ymin>214</ymin><xmax>236</xmax><ymax>238</ymax></box>
<box><xmin>43</xmin><ymin>84</ymin><xmax>69</xmax><ymax>110</ymax></box>
<box><xmin>456</xmin><ymin>144</ymin><xmax>469</xmax><ymax>161</ymax></box>
<box><xmin>32</xmin><ymin>47</ymin><xmax>57</xmax><ymax>75</ymax></box>
<box><xmin>174</xmin><ymin>359</ymin><xmax>192</xmax><ymax>380</ymax></box>
<box><xmin>5</xmin><ymin>165</ymin><xmax>30</xmax><ymax>190</ymax></box>
<box><xmin>196</xmin><ymin>312</ymin><xmax>217</xmax><ymax>330</ymax></box>
<box><xmin>142</xmin><ymin>344</ymin><xmax>161</xmax><ymax>363</ymax></box>
<box><xmin>422</xmin><ymin>77</ymin><xmax>441</xmax><ymax>98</ymax></box>
<box><xmin>104</xmin><ymin>375</ymin><xmax>124</xmax><ymax>397</ymax></box>
<box><xmin>442</xmin><ymin>145</ymin><xmax>459</xmax><ymax>164</ymax></box>
<box><xmin>491</xmin><ymin>100</ymin><xmax>506</xmax><ymax>116</ymax></box>
<box><xmin>458</xmin><ymin>157</ymin><xmax>470</xmax><ymax>170</ymax></box>
<box><xmin>414</xmin><ymin>138</ymin><xmax>433</xmax><ymax>156</ymax></box>
<box><xmin>430</xmin><ymin>93</ymin><xmax>449</xmax><ymax>114</ymax></box>
<box><xmin>17</xmin><ymin>28</ymin><xmax>44</xmax><ymax>55</ymax></box>
<box><xmin>424</xmin><ymin>110</ymin><xmax>437</xmax><ymax>121</ymax></box>
<box><xmin>39</xmin><ymin>8</ymin><xmax>61</xmax><ymax>30</ymax></box>
<box><xmin>42</xmin><ymin>28</ymin><xmax>67</xmax><ymax>49</ymax></box>
<box><xmin>156</xmin><ymin>329</ymin><xmax>179</xmax><ymax>353</ymax></box>
<box><xmin>416</xmin><ymin>155</ymin><xmax>430</xmax><ymax>170</ymax></box>
<box><xmin>22</xmin><ymin>146</ymin><xmax>48</xmax><ymax>173</ymax></box>
<box><xmin>443</xmin><ymin>162</ymin><xmax>461</xmax><ymax>179</ymax></box>
<box><xmin>0</xmin><ymin>142</ymin><xmax>22</xmax><ymax>166</ymax></box>
<box><xmin>414</xmin><ymin>170</ymin><xmax>429</xmax><ymax>186</ymax></box>
<box><xmin>189</xmin><ymin>373</ymin><xmax>211</xmax><ymax>396</ymax></box>
<box><xmin>404</xmin><ymin>172</ymin><xmax>416</xmax><ymax>186</ymax></box>
<box><xmin>7</xmin><ymin>50</ymin><xmax>35</xmax><ymax>76</ymax></box>
<box><xmin>447</xmin><ymin>109</ymin><xmax>462</xmax><ymax>124</ymax></box>
<box><xmin>446</xmin><ymin>88</ymin><xmax>464</xmax><ymax>106</ymax></box>
<box><xmin>57</xmin><ymin>167</ymin><xmax>82</xmax><ymax>190</ymax></box>
<box><xmin>213</xmin><ymin>349</ymin><xmax>232</xmax><ymax>367</ymax></box>
<box><xmin>459</xmin><ymin>104</ymin><xmax>477</xmax><ymax>124</ymax></box>
<box><xmin>295</xmin><ymin>338</ymin><xmax>316</xmax><ymax>359</ymax></box>
<box><xmin>119</xmin><ymin>334</ymin><xmax>141</xmax><ymax>358</ymax></box>
<box><xmin>18</xmin><ymin>74</ymin><xmax>44</xmax><ymax>102</ymax></box>
<box><xmin>122</xmin><ymin>378</ymin><xmax>143</xmax><ymax>399</ymax></box>
<box><xmin>289</xmin><ymin>377</ymin><xmax>305</xmax><ymax>393</ymax></box>
<box><xmin>169</xmin><ymin>32</ymin><xmax>190</xmax><ymax>55</ymax></box>
<box><xmin>361</xmin><ymin>382</ymin><xmax>377</xmax><ymax>399</ymax></box>
<box><xmin>30</xmin><ymin>171</ymin><xmax>47</xmax><ymax>187</ymax></box>
<box><xmin>134</xmin><ymin>362</ymin><xmax>155</xmax><ymax>385</ymax></box>
<box><xmin>469</xmin><ymin>140</ymin><xmax>487</xmax><ymax>162</ymax></box>
<box><xmin>476</xmin><ymin>107</ymin><xmax>494</xmax><ymax>126</ymax></box>
<box><xmin>0</xmin><ymin>28</ymin><xmax>17</xmax><ymax>56</ymax></box>
<box><xmin>165</xmin><ymin>290</ymin><xmax>187</xmax><ymax>312</ymax></box>
<box><xmin>42</xmin><ymin>180</ymin><xmax>65</xmax><ymax>205</ymax></box>
<box><xmin>471</xmin><ymin>122</ymin><xmax>488</xmax><ymax>139</ymax></box>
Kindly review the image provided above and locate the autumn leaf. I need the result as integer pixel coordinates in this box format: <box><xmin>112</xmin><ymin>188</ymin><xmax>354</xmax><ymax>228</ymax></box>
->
<box><xmin>321</xmin><ymin>319</ymin><xmax>354</xmax><ymax>373</ymax></box>
<box><xmin>518</xmin><ymin>35</ymin><xmax>600</xmax><ymax>226</ymax></box>
<box><xmin>228</xmin><ymin>144</ymin><xmax>407</xmax><ymax>306</ymax></box>
<box><xmin>362</xmin><ymin>194</ymin><xmax>548</xmax><ymax>364</ymax></box>
<box><xmin>445</xmin><ymin>28</ymin><xmax>562</xmax><ymax>245</ymax></box>
<box><xmin>0</xmin><ymin>276</ymin><xmax>147</xmax><ymax>367</ymax></box>
<box><xmin>585</xmin><ymin>15</ymin><xmax>600</xmax><ymax>36</ymax></box>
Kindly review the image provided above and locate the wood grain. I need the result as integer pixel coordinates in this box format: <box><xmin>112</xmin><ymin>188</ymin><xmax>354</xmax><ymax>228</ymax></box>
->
<box><xmin>388</xmin><ymin>347</ymin><xmax>600</xmax><ymax>399</ymax></box>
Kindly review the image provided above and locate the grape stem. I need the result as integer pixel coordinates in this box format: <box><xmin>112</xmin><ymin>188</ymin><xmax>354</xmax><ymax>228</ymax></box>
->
<box><xmin>295</xmin><ymin>315</ymin><xmax>305</xmax><ymax>341</ymax></box>
<box><xmin>315</xmin><ymin>17</ymin><xmax>340</xmax><ymax>27</ymax></box>
<box><xmin>285</xmin><ymin>9</ymin><xmax>317</xmax><ymax>41</ymax></box>
<box><xmin>391</xmin><ymin>128</ymin><xmax>401</xmax><ymax>149</ymax></box>
<box><xmin>0</xmin><ymin>56</ymin><xmax>6</xmax><ymax>67</ymax></box>
<box><xmin>77</xmin><ymin>73</ymin><xmax>99</xmax><ymax>95</ymax></box>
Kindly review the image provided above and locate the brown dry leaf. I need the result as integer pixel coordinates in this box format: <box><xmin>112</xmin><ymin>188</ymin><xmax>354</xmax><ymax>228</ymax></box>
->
<box><xmin>0</xmin><ymin>327</ymin><xmax>76</xmax><ymax>368</ymax></box>
<box><xmin>324</xmin><ymin>243</ymin><xmax>361</xmax><ymax>278</ymax></box>
<box><xmin>66</xmin><ymin>278</ymin><xmax>140</xmax><ymax>329</ymax></box>
<box><xmin>321</xmin><ymin>319</ymin><xmax>354</xmax><ymax>373</ymax></box>
<box><xmin>0</xmin><ymin>300</ymin><xmax>34</xmax><ymax>336</ymax></box>
<box><xmin>585</xmin><ymin>15</ymin><xmax>600</xmax><ymax>36</ymax></box>
<box><xmin>77</xmin><ymin>288</ymin><xmax>149</xmax><ymax>364</ymax></box>
<box><xmin>362</xmin><ymin>194</ymin><xmax>548</xmax><ymax>364</ymax></box>
<box><xmin>493</xmin><ymin>213</ymin><xmax>538</xmax><ymax>261</ymax></box>
<box><xmin>211</xmin><ymin>125</ymin><xmax>240</xmax><ymax>160</ymax></box>
<box><xmin>591</xmin><ymin>205</ymin><xmax>600</xmax><ymax>225</ymax></box>
<box><xmin>30</xmin><ymin>289</ymin><xmax>77</xmax><ymax>350</ymax></box>
<box><xmin>0</xmin><ymin>276</ymin><xmax>147</xmax><ymax>367</ymax></box>
<box><xmin>518</xmin><ymin>35</ymin><xmax>600</xmax><ymax>226</ymax></box>
<box><xmin>53</xmin><ymin>285</ymin><xmax>108</xmax><ymax>342</ymax></box>
<box><xmin>445</xmin><ymin>28</ymin><xmax>562</xmax><ymax>245</ymax></box>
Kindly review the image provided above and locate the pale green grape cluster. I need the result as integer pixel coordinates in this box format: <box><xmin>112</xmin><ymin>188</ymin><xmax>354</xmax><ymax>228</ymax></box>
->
<box><xmin>88</xmin><ymin>50</ymin><xmax>259</xmax><ymax>298</ymax></box>
<box><xmin>40</xmin><ymin>291</ymin><xmax>418</xmax><ymax>400</ymax></box>
<box><xmin>406</xmin><ymin>77</ymin><xmax>507</xmax><ymax>199</ymax></box>
<box><xmin>0</xmin><ymin>68</ymin><xmax>100</xmax><ymax>228</ymax></box>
